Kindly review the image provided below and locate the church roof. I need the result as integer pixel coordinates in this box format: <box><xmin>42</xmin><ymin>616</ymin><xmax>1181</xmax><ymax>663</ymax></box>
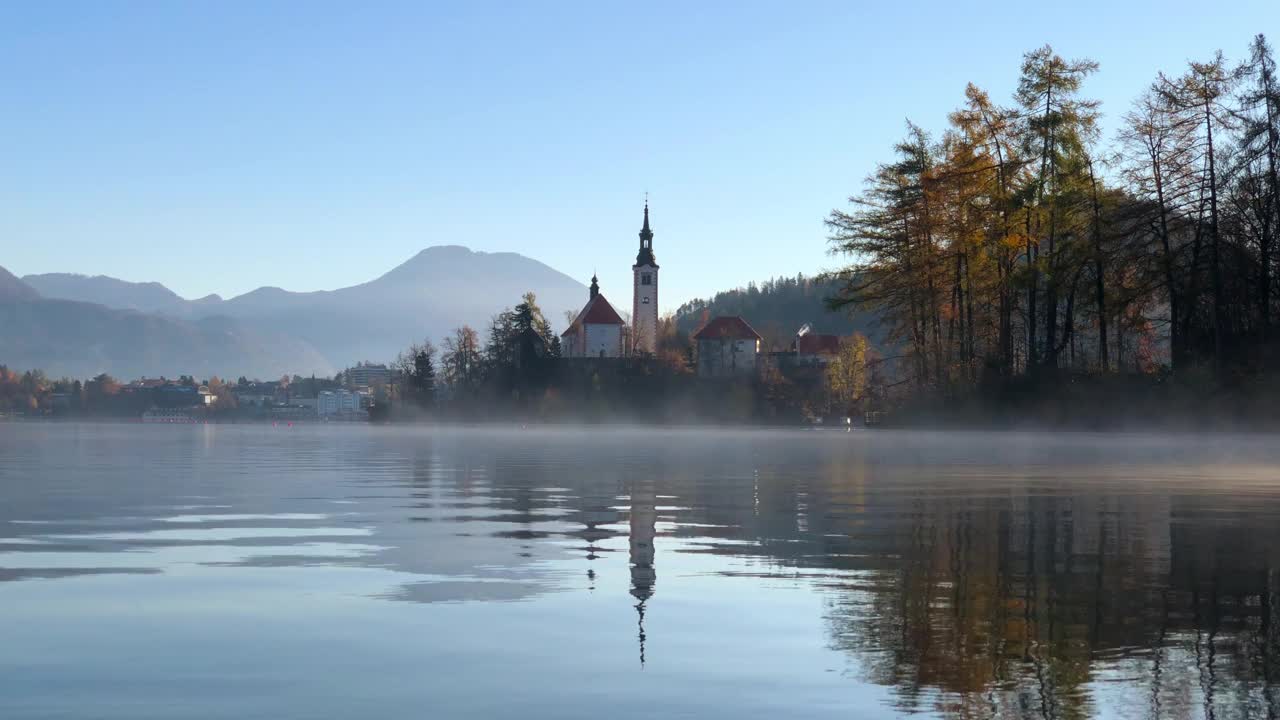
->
<box><xmin>693</xmin><ymin>315</ymin><xmax>762</xmax><ymax>341</ymax></box>
<box><xmin>561</xmin><ymin>294</ymin><xmax>626</xmax><ymax>335</ymax></box>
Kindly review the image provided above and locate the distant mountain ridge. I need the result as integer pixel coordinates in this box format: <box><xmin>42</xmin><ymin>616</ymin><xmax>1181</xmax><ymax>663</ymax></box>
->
<box><xmin>0</xmin><ymin>266</ymin><xmax>41</xmax><ymax>302</ymax></box>
<box><xmin>7</xmin><ymin>246</ymin><xmax>587</xmax><ymax>378</ymax></box>
<box><xmin>22</xmin><ymin>273</ymin><xmax>213</xmax><ymax>317</ymax></box>
<box><xmin>0</xmin><ymin>269</ymin><xmax>332</xmax><ymax>379</ymax></box>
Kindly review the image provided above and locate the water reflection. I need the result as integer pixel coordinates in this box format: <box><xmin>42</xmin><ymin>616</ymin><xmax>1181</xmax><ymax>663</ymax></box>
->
<box><xmin>3</xmin><ymin>425</ymin><xmax>1280</xmax><ymax>718</ymax></box>
<box><xmin>629</xmin><ymin>473</ymin><xmax>657</xmax><ymax>667</ymax></box>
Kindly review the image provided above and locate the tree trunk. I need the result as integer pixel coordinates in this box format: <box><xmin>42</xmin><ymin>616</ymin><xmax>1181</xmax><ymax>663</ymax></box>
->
<box><xmin>1026</xmin><ymin>213</ymin><xmax>1038</xmax><ymax>373</ymax></box>
<box><xmin>1153</xmin><ymin>153</ymin><xmax>1181</xmax><ymax>369</ymax></box>
<box><xmin>1089</xmin><ymin>158</ymin><xmax>1109</xmax><ymax>371</ymax></box>
<box><xmin>1262</xmin><ymin>67</ymin><xmax>1279</xmax><ymax>344</ymax></box>
<box><xmin>1041</xmin><ymin>86</ymin><xmax>1059</xmax><ymax>372</ymax></box>
<box><xmin>1205</xmin><ymin>94</ymin><xmax>1224</xmax><ymax>379</ymax></box>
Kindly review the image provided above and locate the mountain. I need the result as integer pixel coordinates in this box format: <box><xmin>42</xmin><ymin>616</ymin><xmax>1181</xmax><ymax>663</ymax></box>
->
<box><xmin>202</xmin><ymin>246</ymin><xmax>588</xmax><ymax>366</ymax></box>
<box><xmin>15</xmin><ymin>246</ymin><xmax>588</xmax><ymax>372</ymax></box>
<box><xmin>22</xmin><ymin>273</ymin><xmax>198</xmax><ymax>316</ymax></box>
<box><xmin>0</xmin><ymin>266</ymin><xmax>332</xmax><ymax>379</ymax></box>
<box><xmin>0</xmin><ymin>267</ymin><xmax>40</xmax><ymax>302</ymax></box>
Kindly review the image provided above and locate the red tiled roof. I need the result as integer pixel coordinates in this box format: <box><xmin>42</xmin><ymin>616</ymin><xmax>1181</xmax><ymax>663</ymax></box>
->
<box><xmin>561</xmin><ymin>294</ymin><xmax>625</xmax><ymax>335</ymax></box>
<box><xmin>793</xmin><ymin>334</ymin><xmax>842</xmax><ymax>355</ymax></box>
<box><xmin>692</xmin><ymin>315</ymin><xmax>762</xmax><ymax>341</ymax></box>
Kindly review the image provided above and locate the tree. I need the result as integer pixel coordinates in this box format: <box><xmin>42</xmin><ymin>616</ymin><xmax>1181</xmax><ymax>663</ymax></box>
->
<box><xmin>441</xmin><ymin>325</ymin><xmax>482</xmax><ymax>394</ymax></box>
<box><xmin>487</xmin><ymin>292</ymin><xmax>557</xmax><ymax>370</ymax></box>
<box><xmin>393</xmin><ymin>340</ymin><xmax>439</xmax><ymax>411</ymax></box>
<box><xmin>1015</xmin><ymin>45</ymin><xmax>1100</xmax><ymax>372</ymax></box>
<box><xmin>409</xmin><ymin>341</ymin><xmax>437</xmax><ymax>409</ymax></box>
<box><xmin>1237</xmin><ymin>35</ymin><xmax>1280</xmax><ymax>343</ymax></box>
<box><xmin>827</xmin><ymin>123</ymin><xmax>944</xmax><ymax>388</ymax></box>
<box><xmin>85</xmin><ymin>373</ymin><xmax>120</xmax><ymax>412</ymax></box>
<box><xmin>1160</xmin><ymin>52</ymin><xmax>1235</xmax><ymax>375</ymax></box>
<box><xmin>207</xmin><ymin>377</ymin><xmax>239</xmax><ymax>412</ymax></box>
<box><xmin>948</xmin><ymin>83</ymin><xmax>1025</xmax><ymax>376</ymax></box>
<box><xmin>826</xmin><ymin>335</ymin><xmax>870</xmax><ymax>416</ymax></box>
<box><xmin>1118</xmin><ymin>84</ymin><xmax>1201</xmax><ymax>369</ymax></box>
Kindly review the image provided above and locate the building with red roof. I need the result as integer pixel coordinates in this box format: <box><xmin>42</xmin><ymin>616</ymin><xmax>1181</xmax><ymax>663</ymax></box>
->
<box><xmin>692</xmin><ymin>316</ymin><xmax>762</xmax><ymax>378</ymax></box>
<box><xmin>561</xmin><ymin>275</ymin><xmax>626</xmax><ymax>358</ymax></box>
<box><xmin>787</xmin><ymin>332</ymin><xmax>843</xmax><ymax>365</ymax></box>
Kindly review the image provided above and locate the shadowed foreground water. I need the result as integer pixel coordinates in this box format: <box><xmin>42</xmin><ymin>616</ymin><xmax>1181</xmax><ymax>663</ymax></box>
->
<box><xmin>2</xmin><ymin>424</ymin><xmax>1280</xmax><ymax>719</ymax></box>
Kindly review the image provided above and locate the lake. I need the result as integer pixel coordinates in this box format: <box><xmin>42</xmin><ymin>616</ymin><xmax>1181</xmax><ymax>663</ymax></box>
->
<box><xmin>2</xmin><ymin>424</ymin><xmax>1279</xmax><ymax>718</ymax></box>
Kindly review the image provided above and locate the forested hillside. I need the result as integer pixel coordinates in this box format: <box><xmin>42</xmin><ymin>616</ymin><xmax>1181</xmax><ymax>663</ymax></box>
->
<box><xmin>673</xmin><ymin>274</ymin><xmax>881</xmax><ymax>349</ymax></box>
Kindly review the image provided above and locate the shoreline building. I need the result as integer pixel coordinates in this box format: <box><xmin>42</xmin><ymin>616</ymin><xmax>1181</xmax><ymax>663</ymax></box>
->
<box><xmin>562</xmin><ymin>201</ymin><xmax>660</xmax><ymax>359</ymax></box>
<box><xmin>318</xmin><ymin>389</ymin><xmax>366</xmax><ymax>417</ymax></box>
<box><xmin>693</xmin><ymin>316</ymin><xmax>763</xmax><ymax>378</ymax></box>
<box><xmin>631</xmin><ymin>202</ymin><xmax>659</xmax><ymax>355</ymax></box>
<box><xmin>560</xmin><ymin>275</ymin><xmax>626</xmax><ymax>358</ymax></box>
<box><xmin>346</xmin><ymin>363</ymin><xmax>390</xmax><ymax>389</ymax></box>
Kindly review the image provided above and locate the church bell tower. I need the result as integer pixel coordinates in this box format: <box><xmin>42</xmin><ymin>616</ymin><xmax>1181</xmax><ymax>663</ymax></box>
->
<box><xmin>632</xmin><ymin>200</ymin><xmax>659</xmax><ymax>355</ymax></box>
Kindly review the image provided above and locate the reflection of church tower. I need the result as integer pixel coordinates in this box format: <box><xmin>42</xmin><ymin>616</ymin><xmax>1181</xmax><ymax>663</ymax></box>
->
<box><xmin>578</xmin><ymin>480</ymin><xmax>620</xmax><ymax>589</ymax></box>
<box><xmin>629</xmin><ymin>476</ymin><xmax>657</xmax><ymax>666</ymax></box>
<box><xmin>632</xmin><ymin>200</ymin><xmax>659</xmax><ymax>355</ymax></box>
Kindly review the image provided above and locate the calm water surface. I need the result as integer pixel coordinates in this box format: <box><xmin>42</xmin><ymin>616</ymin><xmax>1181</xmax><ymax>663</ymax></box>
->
<box><xmin>3</xmin><ymin>424</ymin><xmax>1280</xmax><ymax>718</ymax></box>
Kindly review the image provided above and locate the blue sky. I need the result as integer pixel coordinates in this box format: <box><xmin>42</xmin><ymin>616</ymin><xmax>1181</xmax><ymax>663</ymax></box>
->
<box><xmin>1</xmin><ymin>1</ymin><xmax>1275</xmax><ymax>311</ymax></box>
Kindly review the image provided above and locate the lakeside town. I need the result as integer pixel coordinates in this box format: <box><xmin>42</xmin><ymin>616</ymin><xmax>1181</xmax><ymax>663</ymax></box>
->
<box><xmin>7</xmin><ymin>35</ymin><xmax>1280</xmax><ymax>430</ymax></box>
<box><xmin>0</xmin><ymin>320</ymin><xmax>866</xmax><ymax>425</ymax></box>
<box><xmin>2</xmin><ymin>201</ymin><xmax>885</xmax><ymax>426</ymax></box>
<box><xmin>0</xmin><ymin>202</ymin><xmax>880</xmax><ymax>422</ymax></box>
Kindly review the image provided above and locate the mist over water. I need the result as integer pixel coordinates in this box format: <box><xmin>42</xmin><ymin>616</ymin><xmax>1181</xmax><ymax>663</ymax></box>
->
<box><xmin>2</xmin><ymin>424</ymin><xmax>1279</xmax><ymax>718</ymax></box>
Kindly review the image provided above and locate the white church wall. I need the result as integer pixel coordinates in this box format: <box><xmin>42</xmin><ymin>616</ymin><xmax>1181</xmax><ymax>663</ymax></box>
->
<box><xmin>584</xmin><ymin>324</ymin><xmax>622</xmax><ymax>358</ymax></box>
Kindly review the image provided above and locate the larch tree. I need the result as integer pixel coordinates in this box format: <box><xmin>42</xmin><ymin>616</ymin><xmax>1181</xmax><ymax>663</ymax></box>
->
<box><xmin>1015</xmin><ymin>45</ymin><xmax>1100</xmax><ymax>373</ymax></box>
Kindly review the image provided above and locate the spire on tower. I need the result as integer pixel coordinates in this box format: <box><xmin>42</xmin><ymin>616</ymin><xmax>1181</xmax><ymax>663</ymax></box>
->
<box><xmin>589</xmin><ymin>273</ymin><xmax>599</xmax><ymax>299</ymax></box>
<box><xmin>635</xmin><ymin>198</ymin><xmax>657</xmax><ymax>268</ymax></box>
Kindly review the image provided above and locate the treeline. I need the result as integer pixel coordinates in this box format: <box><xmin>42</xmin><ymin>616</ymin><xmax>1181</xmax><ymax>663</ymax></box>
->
<box><xmin>827</xmin><ymin>36</ymin><xmax>1280</xmax><ymax>406</ymax></box>
<box><xmin>0</xmin><ymin>366</ymin><xmax>54</xmax><ymax>414</ymax></box>
<box><xmin>384</xmin><ymin>291</ymin><xmax>874</xmax><ymax>424</ymax></box>
<box><xmin>674</xmin><ymin>274</ymin><xmax>882</xmax><ymax>350</ymax></box>
<box><xmin>0</xmin><ymin>367</ymin><xmax>241</xmax><ymax>417</ymax></box>
<box><xmin>385</xmin><ymin>292</ymin><xmax>720</xmax><ymax>422</ymax></box>
<box><xmin>382</xmin><ymin>292</ymin><xmax>567</xmax><ymax>420</ymax></box>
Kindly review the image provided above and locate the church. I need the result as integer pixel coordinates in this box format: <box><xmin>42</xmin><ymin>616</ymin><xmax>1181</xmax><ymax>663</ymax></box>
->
<box><xmin>560</xmin><ymin>201</ymin><xmax>660</xmax><ymax>358</ymax></box>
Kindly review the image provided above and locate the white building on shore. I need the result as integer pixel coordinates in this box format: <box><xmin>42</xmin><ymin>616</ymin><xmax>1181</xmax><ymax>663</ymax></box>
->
<box><xmin>318</xmin><ymin>389</ymin><xmax>366</xmax><ymax>416</ymax></box>
<box><xmin>561</xmin><ymin>275</ymin><xmax>626</xmax><ymax>358</ymax></box>
<box><xmin>693</xmin><ymin>316</ymin><xmax>763</xmax><ymax>378</ymax></box>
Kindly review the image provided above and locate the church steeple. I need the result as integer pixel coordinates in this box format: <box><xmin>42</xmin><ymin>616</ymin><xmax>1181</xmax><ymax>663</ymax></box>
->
<box><xmin>635</xmin><ymin>200</ymin><xmax>657</xmax><ymax>268</ymax></box>
<box><xmin>589</xmin><ymin>273</ymin><xmax>599</xmax><ymax>299</ymax></box>
<box><xmin>631</xmin><ymin>197</ymin><xmax>660</xmax><ymax>355</ymax></box>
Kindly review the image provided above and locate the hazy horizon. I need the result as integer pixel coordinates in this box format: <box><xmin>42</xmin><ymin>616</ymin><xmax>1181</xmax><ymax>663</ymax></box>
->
<box><xmin>3</xmin><ymin>1</ymin><xmax>1275</xmax><ymax>311</ymax></box>
<box><xmin>16</xmin><ymin>244</ymin><xmax>580</xmax><ymax>303</ymax></box>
